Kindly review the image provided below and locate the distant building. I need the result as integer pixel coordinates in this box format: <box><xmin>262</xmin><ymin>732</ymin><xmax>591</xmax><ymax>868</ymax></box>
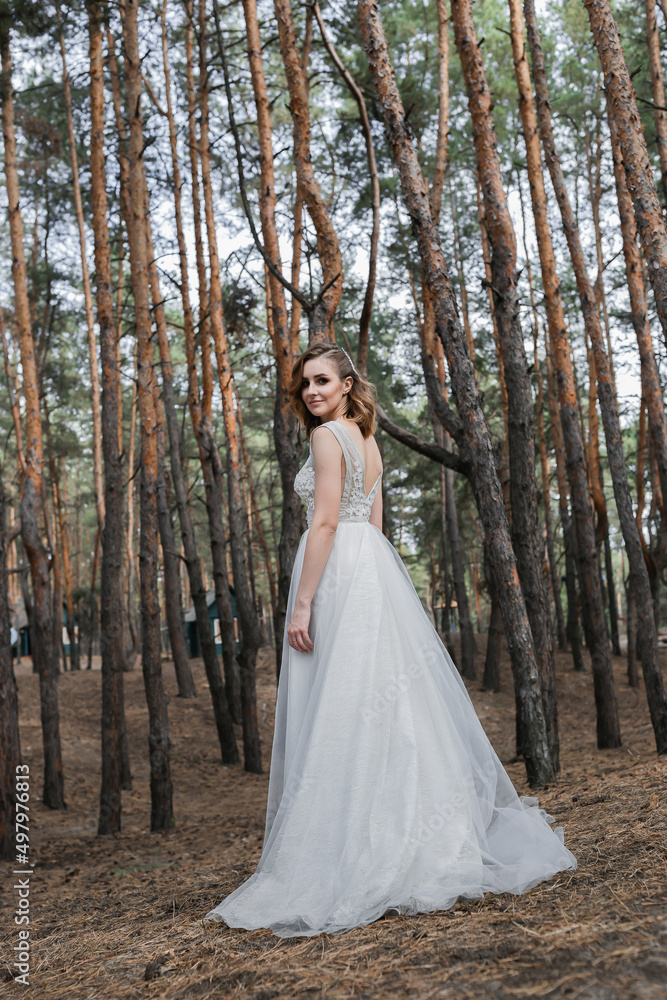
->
<box><xmin>183</xmin><ymin>589</ymin><xmax>239</xmax><ymax>657</ymax></box>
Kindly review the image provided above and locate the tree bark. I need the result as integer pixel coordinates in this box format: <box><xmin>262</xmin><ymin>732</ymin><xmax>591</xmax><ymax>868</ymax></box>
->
<box><xmin>58</xmin><ymin>21</ymin><xmax>104</xmax><ymax>533</ymax></box>
<box><xmin>646</xmin><ymin>0</ymin><xmax>667</xmax><ymax>203</ymax></box>
<box><xmin>0</xmin><ymin>3</ymin><xmax>65</xmax><ymax>809</ymax></box>
<box><xmin>274</xmin><ymin>0</ymin><xmax>343</xmax><ymax>339</ymax></box>
<box><xmin>483</xmin><ymin>553</ymin><xmax>503</xmax><ymax>693</ymax></box>
<box><xmin>510</xmin><ymin>0</ymin><xmax>621</xmax><ymax>750</ymax></box>
<box><xmin>313</xmin><ymin>0</ymin><xmax>380</xmax><ymax>371</ymax></box>
<box><xmin>120</xmin><ymin>0</ymin><xmax>173</xmax><ymax>828</ymax></box>
<box><xmin>518</xmin><ymin>180</ymin><xmax>566</xmax><ymax>652</ymax></box>
<box><xmin>153</xmin><ymin>388</ymin><xmax>196</xmax><ymax>699</ymax></box>
<box><xmin>358</xmin><ymin>0</ymin><xmax>554</xmax><ymax>786</ymax></box>
<box><xmin>202</xmin><ymin>1</ymin><xmax>262</xmax><ymax>773</ymax></box>
<box><xmin>606</xmin><ymin>108</ymin><xmax>667</xmax><ymax>527</ymax></box>
<box><xmin>235</xmin><ymin>381</ymin><xmax>277</xmax><ymax>624</ymax></box>
<box><xmin>88</xmin><ymin>0</ymin><xmax>130</xmax><ymax>832</ymax></box>
<box><xmin>242</xmin><ymin>0</ymin><xmax>304</xmax><ymax>680</ymax></box>
<box><xmin>584</xmin><ymin>0</ymin><xmax>667</xmax><ymax>349</ymax></box>
<box><xmin>625</xmin><ymin>575</ymin><xmax>639</xmax><ymax>688</ymax></box>
<box><xmin>431</xmin><ymin>343</ymin><xmax>477</xmax><ymax>678</ymax></box>
<box><xmin>158</xmin><ymin>1</ymin><xmax>238</xmax><ymax>758</ymax></box>
<box><xmin>191</xmin><ymin>2</ymin><xmax>243</xmax><ymax>723</ymax></box>
<box><xmin>527</xmin><ymin>0</ymin><xmax>667</xmax><ymax>753</ymax></box>
<box><xmin>455</xmin><ymin>0</ymin><xmax>558</xmax><ymax>768</ymax></box>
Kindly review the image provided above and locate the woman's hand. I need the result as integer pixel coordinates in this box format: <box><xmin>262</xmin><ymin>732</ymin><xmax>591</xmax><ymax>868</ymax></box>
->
<box><xmin>287</xmin><ymin>600</ymin><xmax>314</xmax><ymax>653</ymax></box>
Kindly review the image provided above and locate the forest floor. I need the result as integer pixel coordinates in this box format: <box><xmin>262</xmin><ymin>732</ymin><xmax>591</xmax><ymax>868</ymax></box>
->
<box><xmin>1</xmin><ymin>637</ymin><xmax>666</xmax><ymax>1000</ymax></box>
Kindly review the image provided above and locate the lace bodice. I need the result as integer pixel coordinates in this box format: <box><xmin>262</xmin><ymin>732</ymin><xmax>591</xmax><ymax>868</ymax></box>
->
<box><xmin>294</xmin><ymin>420</ymin><xmax>383</xmax><ymax>528</ymax></box>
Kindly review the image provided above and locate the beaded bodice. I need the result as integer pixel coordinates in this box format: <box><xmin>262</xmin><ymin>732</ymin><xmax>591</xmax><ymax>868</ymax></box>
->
<box><xmin>294</xmin><ymin>420</ymin><xmax>383</xmax><ymax>528</ymax></box>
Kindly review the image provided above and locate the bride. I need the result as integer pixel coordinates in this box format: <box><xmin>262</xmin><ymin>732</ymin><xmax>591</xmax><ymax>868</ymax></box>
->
<box><xmin>205</xmin><ymin>341</ymin><xmax>576</xmax><ymax>938</ymax></box>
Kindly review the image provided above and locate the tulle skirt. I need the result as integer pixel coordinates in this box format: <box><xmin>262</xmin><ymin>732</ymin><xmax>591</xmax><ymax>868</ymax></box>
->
<box><xmin>205</xmin><ymin>521</ymin><xmax>576</xmax><ymax>937</ymax></box>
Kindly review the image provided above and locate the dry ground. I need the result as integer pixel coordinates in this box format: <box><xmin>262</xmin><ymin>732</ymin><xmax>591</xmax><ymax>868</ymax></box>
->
<box><xmin>0</xmin><ymin>636</ymin><xmax>666</xmax><ymax>1000</ymax></box>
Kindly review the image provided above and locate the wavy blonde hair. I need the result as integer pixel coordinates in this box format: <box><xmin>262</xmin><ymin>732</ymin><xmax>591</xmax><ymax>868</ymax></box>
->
<box><xmin>289</xmin><ymin>341</ymin><xmax>377</xmax><ymax>440</ymax></box>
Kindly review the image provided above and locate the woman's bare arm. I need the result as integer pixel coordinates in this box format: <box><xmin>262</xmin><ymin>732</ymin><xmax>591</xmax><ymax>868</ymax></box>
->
<box><xmin>288</xmin><ymin>427</ymin><xmax>343</xmax><ymax>652</ymax></box>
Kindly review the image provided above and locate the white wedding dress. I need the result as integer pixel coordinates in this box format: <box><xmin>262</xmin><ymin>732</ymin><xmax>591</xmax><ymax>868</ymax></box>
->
<box><xmin>205</xmin><ymin>419</ymin><xmax>576</xmax><ymax>937</ymax></box>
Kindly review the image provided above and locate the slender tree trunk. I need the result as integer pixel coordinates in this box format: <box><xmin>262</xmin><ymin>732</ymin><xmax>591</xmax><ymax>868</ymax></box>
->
<box><xmin>519</xmin><ymin>184</ymin><xmax>567</xmax><ymax>651</ymax></box>
<box><xmin>88</xmin><ymin>0</ymin><xmax>129</xmax><ymax>832</ymax></box>
<box><xmin>192</xmin><ymin>2</ymin><xmax>243</xmax><ymax>722</ymax></box>
<box><xmin>235</xmin><ymin>382</ymin><xmax>277</xmax><ymax>624</ymax></box>
<box><xmin>120</xmin><ymin>0</ymin><xmax>173</xmax><ymax>828</ymax></box>
<box><xmin>584</xmin><ymin>0</ymin><xmax>667</xmax><ymax>349</ymax></box>
<box><xmin>625</xmin><ymin>575</ymin><xmax>639</xmax><ymax>688</ymax></box>
<box><xmin>432</xmin><ymin>367</ymin><xmax>477</xmax><ymax>678</ymax></box>
<box><xmin>50</xmin><ymin>451</ymin><xmax>79</xmax><ymax>671</ymax></box>
<box><xmin>313</xmin><ymin>0</ymin><xmax>380</xmax><ymax>371</ymax></box>
<box><xmin>475</xmin><ymin>172</ymin><xmax>508</xmax><ymax>435</ymax></box>
<box><xmin>646</xmin><ymin>0</ymin><xmax>667</xmax><ymax>203</ymax></box>
<box><xmin>125</xmin><ymin>350</ymin><xmax>139</xmax><ymax>659</ymax></box>
<box><xmin>59</xmin><ymin>23</ymin><xmax>105</xmax><ymax>533</ymax></box>
<box><xmin>242</xmin><ymin>0</ymin><xmax>303</xmax><ymax>679</ymax></box>
<box><xmin>483</xmin><ymin>552</ymin><xmax>503</xmax><ymax>693</ymax></box>
<box><xmin>86</xmin><ymin>526</ymin><xmax>99</xmax><ymax>671</ymax></box>
<box><xmin>527</xmin><ymin>0</ymin><xmax>667</xmax><ymax>753</ymax></box>
<box><xmin>0</xmin><ymin>4</ymin><xmax>65</xmax><ymax>809</ymax></box>
<box><xmin>158</xmin><ymin>1</ymin><xmax>238</xmax><ymax>758</ymax></box>
<box><xmin>607</xmin><ymin>110</ymin><xmax>667</xmax><ymax>523</ymax></box>
<box><xmin>274</xmin><ymin>0</ymin><xmax>343</xmax><ymax>339</ymax></box>
<box><xmin>201</xmin><ymin>2</ymin><xmax>262</xmax><ymax>773</ymax></box>
<box><xmin>509</xmin><ymin>0</ymin><xmax>620</xmax><ymax>749</ymax></box>
<box><xmin>544</xmin><ymin>347</ymin><xmax>584</xmax><ymax>671</ymax></box>
<box><xmin>358</xmin><ymin>0</ymin><xmax>554</xmax><ymax>786</ymax></box>
<box><xmin>584</xmin><ymin>339</ymin><xmax>617</xmax><ymax>653</ymax></box>
<box><xmin>455</xmin><ymin>0</ymin><xmax>558</xmax><ymax>768</ymax></box>
<box><xmin>0</xmin><ymin>491</ymin><xmax>21</xmax><ymax>859</ymax></box>
<box><xmin>153</xmin><ymin>390</ymin><xmax>195</xmax><ymax>699</ymax></box>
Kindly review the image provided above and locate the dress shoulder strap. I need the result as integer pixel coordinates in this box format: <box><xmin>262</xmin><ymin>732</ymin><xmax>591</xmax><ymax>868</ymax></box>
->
<box><xmin>311</xmin><ymin>422</ymin><xmax>360</xmax><ymax>478</ymax></box>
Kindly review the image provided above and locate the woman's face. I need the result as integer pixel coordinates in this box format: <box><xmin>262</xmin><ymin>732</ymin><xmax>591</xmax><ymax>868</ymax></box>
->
<box><xmin>301</xmin><ymin>356</ymin><xmax>352</xmax><ymax>422</ymax></box>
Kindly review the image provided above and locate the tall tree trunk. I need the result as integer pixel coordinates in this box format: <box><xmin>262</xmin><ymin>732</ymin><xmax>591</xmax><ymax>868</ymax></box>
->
<box><xmin>125</xmin><ymin>349</ymin><xmax>139</xmax><ymax>659</ymax></box>
<box><xmin>518</xmin><ymin>180</ymin><xmax>567</xmax><ymax>651</ymax></box>
<box><xmin>313</xmin><ymin>0</ymin><xmax>380</xmax><ymax>371</ymax></box>
<box><xmin>646</xmin><ymin>0</ymin><xmax>667</xmax><ymax>203</ymax></box>
<box><xmin>120</xmin><ymin>0</ymin><xmax>173</xmax><ymax>828</ymax></box>
<box><xmin>49</xmin><ymin>449</ymin><xmax>79</xmax><ymax>671</ymax></box>
<box><xmin>584</xmin><ymin>339</ymin><xmax>618</xmax><ymax>654</ymax></box>
<box><xmin>58</xmin><ymin>21</ymin><xmax>105</xmax><ymax>533</ymax></box>
<box><xmin>508</xmin><ymin>0</ymin><xmax>620</xmax><ymax>749</ymax></box>
<box><xmin>153</xmin><ymin>389</ymin><xmax>196</xmax><ymax>699</ymax></box>
<box><xmin>158</xmin><ymin>1</ymin><xmax>238</xmax><ymax>759</ymax></box>
<box><xmin>0</xmin><ymin>3</ymin><xmax>65</xmax><ymax>809</ymax></box>
<box><xmin>475</xmin><ymin>172</ymin><xmax>508</xmax><ymax>437</ymax></box>
<box><xmin>625</xmin><ymin>575</ymin><xmax>639</xmax><ymax>688</ymax></box>
<box><xmin>358</xmin><ymin>0</ymin><xmax>554</xmax><ymax>787</ymax></box>
<box><xmin>242</xmin><ymin>0</ymin><xmax>304</xmax><ymax>680</ymax></box>
<box><xmin>192</xmin><ymin>1</ymin><xmax>243</xmax><ymax>723</ymax></box>
<box><xmin>483</xmin><ymin>550</ymin><xmax>503</xmax><ymax>693</ymax></box>
<box><xmin>527</xmin><ymin>0</ymin><xmax>667</xmax><ymax>754</ymax></box>
<box><xmin>274</xmin><ymin>0</ymin><xmax>343</xmax><ymax>339</ymax></box>
<box><xmin>454</xmin><ymin>0</ymin><xmax>558</xmax><ymax>769</ymax></box>
<box><xmin>584</xmin><ymin>0</ymin><xmax>667</xmax><ymax>349</ymax></box>
<box><xmin>234</xmin><ymin>382</ymin><xmax>277</xmax><ymax>624</ymax></box>
<box><xmin>201</xmin><ymin>2</ymin><xmax>262</xmax><ymax>773</ymax></box>
<box><xmin>0</xmin><ymin>490</ymin><xmax>21</xmax><ymax>859</ymax></box>
<box><xmin>431</xmin><ymin>346</ymin><xmax>477</xmax><ymax>678</ymax></box>
<box><xmin>88</xmin><ymin>0</ymin><xmax>129</xmax><ymax>833</ymax></box>
<box><xmin>607</xmin><ymin>109</ymin><xmax>667</xmax><ymax>525</ymax></box>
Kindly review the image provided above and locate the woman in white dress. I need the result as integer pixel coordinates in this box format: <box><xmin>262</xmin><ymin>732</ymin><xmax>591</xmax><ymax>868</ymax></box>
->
<box><xmin>205</xmin><ymin>342</ymin><xmax>576</xmax><ymax>938</ymax></box>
